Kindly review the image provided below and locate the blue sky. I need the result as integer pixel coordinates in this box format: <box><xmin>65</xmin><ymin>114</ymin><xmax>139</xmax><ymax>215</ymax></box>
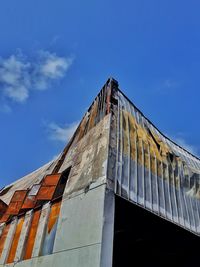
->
<box><xmin>0</xmin><ymin>0</ymin><xmax>200</xmax><ymax>188</ymax></box>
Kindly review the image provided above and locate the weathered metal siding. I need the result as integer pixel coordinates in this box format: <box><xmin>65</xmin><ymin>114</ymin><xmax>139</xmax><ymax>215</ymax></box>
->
<box><xmin>110</xmin><ymin>90</ymin><xmax>200</xmax><ymax>235</ymax></box>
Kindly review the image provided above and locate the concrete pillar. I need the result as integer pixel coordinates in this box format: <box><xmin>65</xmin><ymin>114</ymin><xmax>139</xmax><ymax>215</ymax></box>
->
<box><xmin>32</xmin><ymin>203</ymin><xmax>51</xmax><ymax>257</ymax></box>
<box><xmin>0</xmin><ymin>217</ymin><xmax>17</xmax><ymax>264</ymax></box>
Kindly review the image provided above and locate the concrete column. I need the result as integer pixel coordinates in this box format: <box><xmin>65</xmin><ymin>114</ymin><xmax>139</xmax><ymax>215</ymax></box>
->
<box><xmin>32</xmin><ymin>202</ymin><xmax>51</xmax><ymax>257</ymax></box>
<box><xmin>100</xmin><ymin>189</ymin><xmax>115</xmax><ymax>267</ymax></box>
<box><xmin>0</xmin><ymin>217</ymin><xmax>17</xmax><ymax>264</ymax></box>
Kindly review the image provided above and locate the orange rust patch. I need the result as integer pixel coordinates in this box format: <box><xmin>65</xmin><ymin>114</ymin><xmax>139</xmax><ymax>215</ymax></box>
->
<box><xmin>0</xmin><ymin>223</ymin><xmax>10</xmax><ymax>258</ymax></box>
<box><xmin>23</xmin><ymin>209</ymin><xmax>41</xmax><ymax>260</ymax></box>
<box><xmin>0</xmin><ymin>214</ymin><xmax>10</xmax><ymax>224</ymax></box>
<box><xmin>21</xmin><ymin>195</ymin><xmax>37</xmax><ymax>209</ymax></box>
<box><xmin>37</xmin><ymin>186</ymin><xmax>56</xmax><ymax>200</ymax></box>
<box><xmin>87</xmin><ymin>99</ymin><xmax>98</xmax><ymax>131</ymax></box>
<box><xmin>6</xmin><ymin>202</ymin><xmax>23</xmax><ymax>215</ymax></box>
<box><xmin>42</xmin><ymin>174</ymin><xmax>61</xmax><ymax>186</ymax></box>
<box><xmin>6</xmin><ymin>217</ymin><xmax>24</xmax><ymax>264</ymax></box>
<box><xmin>47</xmin><ymin>201</ymin><xmax>61</xmax><ymax>234</ymax></box>
<box><xmin>11</xmin><ymin>191</ymin><xmax>27</xmax><ymax>202</ymax></box>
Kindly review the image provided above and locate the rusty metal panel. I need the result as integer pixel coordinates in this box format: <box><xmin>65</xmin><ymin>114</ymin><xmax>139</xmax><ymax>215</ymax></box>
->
<box><xmin>0</xmin><ymin>214</ymin><xmax>10</xmax><ymax>224</ymax></box>
<box><xmin>6</xmin><ymin>216</ymin><xmax>24</xmax><ymax>264</ymax></box>
<box><xmin>21</xmin><ymin>196</ymin><xmax>37</xmax><ymax>209</ymax></box>
<box><xmin>40</xmin><ymin>201</ymin><xmax>61</xmax><ymax>256</ymax></box>
<box><xmin>6</xmin><ymin>202</ymin><xmax>23</xmax><ymax>215</ymax></box>
<box><xmin>0</xmin><ymin>200</ymin><xmax>7</xmax><ymax>218</ymax></box>
<box><xmin>5</xmin><ymin>190</ymin><xmax>28</xmax><ymax>216</ymax></box>
<box><xmin>23</xmin><ymin>209</ymin><xmax>41</xmax><ymax>260</ymax></box>
<box><xmin>37</xmin><ymin>186</ymin><xmax>56</xmax><ymax>200</ymax></box>
<box><xmin>0</xmin><ymin>223</ymin><xmax>10</xmax><ymax>258</ymax></box>
<box><xmin>11</xmin><ymin>191</ymin><xmax>27</xmax><ymax>202</ymax></box>
<box><xmin>42</xmin><ymin>174</ymin><xmax>61</xmax><ymax>186</ymax></box>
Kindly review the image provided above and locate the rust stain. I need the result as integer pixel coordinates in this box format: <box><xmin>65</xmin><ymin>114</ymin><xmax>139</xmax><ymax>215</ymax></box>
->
<box><xmin>106</xmin><ymin>87</ymin><xmax>111</xmax><ymax>114</ymax></box>
<box><xmin>77</xmin><ymin>115</ymin><xmax>89</xmax><ymax>142</ymax></box>
<box><xmin>42</xmin><ymin>174</ymin><xmax>61</xmax><ymax>186</ymax></box>
<box><xmin>47</xmin><ymin>201</ymin><xmax>61</xmax><ymax>234</ymax></box>
<box><xmin>5</xmin><ymin>190</ymin><xmax>28</xmax><ymax>216</ymax></box>
<box><xmin>11</xmin><ymin>191</ymin><xmax>27</xmax><ymax>202</ymax></box>
<box><xmin>23</xmin><ymin>209</ymin><xmax>41</xmax><ymax>260</ymax></box>
<box><xmin>37</xmin><ymin>186</ymin><xmax>56</xmax><ymax>200</ymax></box>
<box><xmin>6</xmin><ymin>217</ymin><xmax>24</xmax><ymax>264</ymax></box>
<box><xmin>0</xmin><ymin>223</ymin><xmax>10</xmax><ymax>258</ymax></box>
<box><xmin>87</xmin><ymin>99</ymin><xmax>98</xmax><ymax>131</ymax></box>
<box><xmin>0</xmin><ymin>214</ymin><xmax>10</xmax><ymax>224</ymax></box>
<box><xmin>6</xmin><ymin>202</ymin><xmax>23</xmax><ymax>215</ymax></box>
<box><xmin>0</xmin><ymin>200</ymin><xmax>8</xmax><ymax>219</ymax></box>
<box><xmin>21</xmin><ymin>196</ymin><xmax>37</xmax><ymax>209</ymax></box>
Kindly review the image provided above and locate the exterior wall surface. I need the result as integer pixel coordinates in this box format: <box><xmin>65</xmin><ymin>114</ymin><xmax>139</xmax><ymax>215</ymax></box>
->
<box><xmin>0</xmin><ymin>185</ymin><xmax>107</xmax><ymax>267</ymax></box>
<box><xmin>108</xmin><ymin>89</ymin><xmax>200</xmax><ymax>236</ymax></box>
<box><xmin>0</xmin><ymin>96</ymin><xmax>112</xmax><ymax>266</ymax></box>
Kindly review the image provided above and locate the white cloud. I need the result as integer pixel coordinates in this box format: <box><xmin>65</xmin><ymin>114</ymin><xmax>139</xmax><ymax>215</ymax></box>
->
<box><xmin>154</xmin><ymin>79</ymin><xmax>180</xmax><ymax>94</ymax></box>
<box><xmin>0</xmin><ymin>104</ymin><xmax>12</xmax><ymax>113</ymax></box>
<box><xmin>48</xmin><ymin>121</ymin><xmax>79</xmax><ymax>143</ymax></box>
<box><xmin>0</xmin><ymin>51</ymin><xmax>73</xmax><ymax>103</ymax></box>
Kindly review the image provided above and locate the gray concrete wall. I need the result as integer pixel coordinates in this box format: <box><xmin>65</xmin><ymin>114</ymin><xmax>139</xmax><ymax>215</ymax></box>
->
<box><xmin>1</xmin><ymin>184</ymin><xmax>108</xmax><ymax>267</ymax></box>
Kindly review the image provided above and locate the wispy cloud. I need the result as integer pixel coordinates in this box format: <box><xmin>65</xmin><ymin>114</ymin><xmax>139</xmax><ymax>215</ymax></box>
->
<box><xmin>0</xmin><ymin>104</ymin><xmax>12</xmax><ymax>113</ymax></box>
<box><xmin>0</xmin><ymin>50</ymin><xmax>73</xmax><ymax>104</ymax></box>
<box><xmin>48</xmin><ymin>121</ymin><xmax>79</xmax><ymax>143</ymax></box>
<box><xmin>154</xmin><ymin>79</ymin><xmax>180</xmax><ymax>94</ymax></box>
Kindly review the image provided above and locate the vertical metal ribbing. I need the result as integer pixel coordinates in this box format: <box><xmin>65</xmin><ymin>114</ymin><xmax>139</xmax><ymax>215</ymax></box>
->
<box><xmin>98</xmin><ymin>92</ymin><xmax>103</xmax><ymax>123</ymax></box>
<box><xmin>181</xmin><ymin>163</ymin><xmax>192</xmax><ymax>230</ymax></box>
<box><xmin>101</xmin><ymin>87</ymin><xmax>105</xmax><ymax>120</ymax></box>
<box><xmin>127</xmin><ymin>116</ymin><xmax>131</xmax><ymax>200</ymax></box>
<box><xmin>127</xmin><ymin>100</ymin><xmax>133</xmax><ymax>201</ymax></box>
<box><xmin>100</xmin><ymin>86</ymin><xmax>104</xmax><ymax>119</ymax></box>
<box><xmin>119</xmin><ymin>109</ymin><xmax>123</xmax><ymax>197</ymax></box>
<box><xmin>141</xmin><ymin>140</ymin><xmax>145</xmax><ymax>207</ymax></box>
<box><xmin>183</xmin><ymin>192</ymin><xmax>192</xmax><ymax>231</ymax></box>
<box><xmin>114</xmin><ymin>92</ymin><xmax>120</xmax><ymax>194</ymax></box>
<box><xmin>177</xmin><ymin>163</ymin><xmax>185</xmax><ymax>227</ymax></box>
<box><xmin>195</xmin><ymin>197</ymin><xmax>200</xmax><ymax>233</ymax></box>
<box><xmin>186</xmin><ymin>164</ymin><xmax>194</xmax><ymax>231</ymax></box>
<box><xmin>172</xmin><ymin>168</ymin><xmax>179</xmax><ymax>223</ymax></box>
<box><xmin>166</xmin><ymin>162</ymin><xmax>173</xmax><ymax>221</ymax></box>
<box><xmin>135</xmin><ymin>130</ymin><xmax>138</xmax><ymax>203</ymax></box>
<box><xmin>102</xmin><ymin>85</ymin><xmax>107</xmax><ymax>117</ymax></box>
<box><xmin>148</xmin><ymin>144</ymin><xmax>153</xmax><ymax>210</ymax></box>
<box><xmin>95</xmin><ymin>96</ymin><xmax>100</xmax><ymax>125</ymax></box>
<box><xmin>154</xmin><ymin>152</ymin><xmax>159</xmax><ymax>213</ymax></box>
<box><xmin>189</xmin><ymin>196</ymin><xmax>196</xmax><ymax>232</ymax></box>
<box><xmin>161</xmin><ymin>161</ymin><xmax>166</xmax><ymax>217</ymax></box>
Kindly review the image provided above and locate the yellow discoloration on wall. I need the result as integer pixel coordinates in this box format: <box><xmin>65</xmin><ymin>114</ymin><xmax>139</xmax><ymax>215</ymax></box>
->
<box><xmin>122</xmin><ymin>111</ymin><xmax>172</xmax><ymax>166</ymax></box>
<box><xmin>120</xmin><ymin>110</ymin><xmax>183</xmax><ymax>184</ymax></box>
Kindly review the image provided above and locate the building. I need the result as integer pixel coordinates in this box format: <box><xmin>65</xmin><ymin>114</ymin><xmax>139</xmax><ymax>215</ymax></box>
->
<box><xmin>0</xmin><ymin>78</ymin><xmax>200</xmax><ymax>267</ymax></box>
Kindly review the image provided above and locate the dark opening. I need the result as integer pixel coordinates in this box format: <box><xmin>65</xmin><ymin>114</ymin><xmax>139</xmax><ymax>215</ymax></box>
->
<box><xmin>113</xmin><ymin>196</ymin><xmax>200</xmax><ymax>267</ymax></box>
<box><xmin>53</xmin><ymin>167</ymin><xmax>71</xmax><ymax>199</ymax></box>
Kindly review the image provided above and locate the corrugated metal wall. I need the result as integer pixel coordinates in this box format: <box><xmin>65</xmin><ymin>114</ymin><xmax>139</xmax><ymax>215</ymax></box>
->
<box><xmin>111</xmin><ymin>90</ymin><xmax>200</xmax><ymax>235</ymax></box>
